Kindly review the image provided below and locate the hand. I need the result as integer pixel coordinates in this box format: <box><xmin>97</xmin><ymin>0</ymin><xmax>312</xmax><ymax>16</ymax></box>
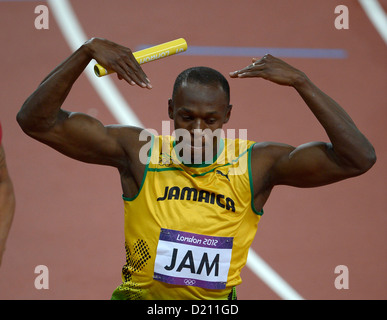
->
<box><xmin>229</xmin><ymin>54</ymin><xmax>306</xmax><ymax>87</ymax></box>
<box><xmin>84</xmin><ymin>38</ymin><xmax>152</xmax><ymax>88</ymax></box>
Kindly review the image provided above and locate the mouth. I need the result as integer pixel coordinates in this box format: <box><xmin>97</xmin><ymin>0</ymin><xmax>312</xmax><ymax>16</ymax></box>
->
<box><xmin>190</xmin><ymin>145</ymin><xmax>204</xmax><ymax>150</ymax></box>
<box><xmin>174</xmin><ymin>138</ymin><xmax>220</xmax><ymax>165</ymax></box>
<box><xmin>190</xmin><ymin>140</ymin><xmax>207</xmax><ymax>150</ymax></box>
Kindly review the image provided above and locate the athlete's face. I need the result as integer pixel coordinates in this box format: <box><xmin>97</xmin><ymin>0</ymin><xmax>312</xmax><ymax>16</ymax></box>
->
<box><xmin>168</xmin><ymin>81</ymin><xmax>232</xmax><ymax>163</ymax></box>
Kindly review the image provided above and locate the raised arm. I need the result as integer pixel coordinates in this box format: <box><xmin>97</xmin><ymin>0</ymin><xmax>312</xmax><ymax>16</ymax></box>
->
<box><xmin>17</xmin><ymin>38</ymin><xmax>152</xmax><ymax>168</ymax></box>
<box><xmin>230</xmin><ymin>55</ymin><xmax>376</xmax><ymax>190</ymax></box>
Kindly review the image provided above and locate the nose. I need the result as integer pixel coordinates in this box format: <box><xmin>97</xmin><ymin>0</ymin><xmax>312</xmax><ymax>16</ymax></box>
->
<box><xmin>190</xmin><ymin>119</ymin><xmax>206</xmax><ymax>141</ymax></box>
<box><xmin>190</xmin><ymin>118</ymin><xmax>206</xmax><ymax>132</ymax></box>
<box><xmin>190</xmin><ymin>119</ymin><xmax>210</xmax><ymax>146</ymax></box>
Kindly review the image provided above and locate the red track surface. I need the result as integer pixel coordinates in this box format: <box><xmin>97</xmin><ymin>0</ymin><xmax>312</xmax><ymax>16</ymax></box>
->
<box><xmin>0</xmin><ymin>0</ymin><xmax>386</xmax><ymax>300</ymax></box>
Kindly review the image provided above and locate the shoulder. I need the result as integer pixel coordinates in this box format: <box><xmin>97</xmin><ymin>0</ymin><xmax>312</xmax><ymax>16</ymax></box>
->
<box><xmin>251</xmin><ymin>141</ymin><xmax>295</xmax><ymax>162</ymax></box>
<box><xmin>111</xmin><ymin>125</ymin><xmax>154</xmax><ymax>149</ymax></box>
<box><xmin>249</xmin><ymin>141</ymin><xmax>295</xmax><ymax>188</ymax></box>
<box><xmin>105</xmin><ymin>125</ymin><xmax>155</xmax><ymax>168</ymax></box>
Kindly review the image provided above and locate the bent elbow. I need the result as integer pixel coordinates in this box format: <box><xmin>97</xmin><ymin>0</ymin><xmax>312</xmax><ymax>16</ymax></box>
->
<box><xmin>16</xmin><ymin>110</ymin><xmax>35</xmax><ymax>136</ymax></box>
<box><xmin>364</xmin><ymin>148</ymin><xmax>377</xmax><ymax>171</ymax></box>
<box><xmin>16</xmin><ymin>109</ymin><xmax>41</xmax><ymax>137</ymax></box>
<box><xmin>353</xmin><ymin>147</ymin><xmax>377</xmax><ymax>175</ymax></box>
<box><xmin>16</xmin><ymin>110</ymin><xmax>28</xmax><ymax>132</ymax></box>
<box><xmin>16</xmin><ymin>104</ymin><xmax>53</xmax><ymax>136</ymax></box>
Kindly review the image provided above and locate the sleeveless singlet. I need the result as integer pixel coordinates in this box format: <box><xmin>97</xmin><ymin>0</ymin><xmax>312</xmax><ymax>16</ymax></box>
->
<box><xmin>111</xmin><ymin>135</ymin><xmax>263</xmax><ymax>300</ymax></box>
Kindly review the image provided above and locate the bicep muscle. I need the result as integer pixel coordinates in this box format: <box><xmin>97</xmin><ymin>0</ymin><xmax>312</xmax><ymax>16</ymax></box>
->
<box><xmin>30</xmin><ymin>110</ymin><xmax>126</xmax><ymax>167</ymax></box>
<box><xmin>272</xmin><ymin>141</ymin><xmax>360</xmax><ymax>187</ymax></box>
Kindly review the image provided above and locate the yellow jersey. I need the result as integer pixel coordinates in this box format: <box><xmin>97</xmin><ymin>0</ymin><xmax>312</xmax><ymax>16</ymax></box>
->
<box><xmin>111</xmin><ymin>135</ymin><xmax>263</xmax><ymax>300</ymax></box>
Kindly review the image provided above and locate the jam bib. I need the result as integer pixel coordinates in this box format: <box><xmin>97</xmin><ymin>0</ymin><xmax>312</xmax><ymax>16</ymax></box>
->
<box><xmin>153</xmin><ymin>228</ymin><xmax>233</xmax><ymax>289</ymax></box>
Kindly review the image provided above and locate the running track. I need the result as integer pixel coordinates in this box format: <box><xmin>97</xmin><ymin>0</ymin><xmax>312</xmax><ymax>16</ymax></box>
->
<box><xmin>0</xmin><ymin>0</ymin><xmax>386</xmax><ymax>300</ymax></box>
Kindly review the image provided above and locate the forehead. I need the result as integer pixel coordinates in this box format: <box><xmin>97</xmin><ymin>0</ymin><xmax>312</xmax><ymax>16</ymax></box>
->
<box><xmin>174</xmin><ymin>81</ymin><xmax>228</xmax><ymax>109</ymax></box>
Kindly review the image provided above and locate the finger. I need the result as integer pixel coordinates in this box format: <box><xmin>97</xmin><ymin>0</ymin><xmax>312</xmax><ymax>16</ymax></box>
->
<box><xmin>236</xmin><ymin>70</ymin><xmax>264</xmax><ymax>78</ymax></box>
<box><xmin>108</xmin><ymin>49</ymin><xmax>151</xmax><ymax>88</ymax></box>
<box><xmin>120</xmin><ymin>62</ymin><xmax>152</xmax><ymax>89</ymax></box>
<box><xmin>116</xmin><ymin>59</ymin><xmax>148</xmax><ymax>88</ymax></box>
<box><xmin>122</xmin><ymin>53</ymin><xmax>152</xmax><ymax>89</ymax></box>
<box><xmin>113</xmin><ymin>63</ymin><xmax>136</xmax><ymax>86</ymax></box>
<box><xmin>229</xmin><ymin>62</ymin><xmax>264</xmax><ymax>78</ymax></box>
<box><xmin>229</xmin><ymin>65</ymin><xmax>253</xmax><ymax>77</ymax></box>
<box><xmin>251</xmin><ymin>54</ymin><xmax>272</xmax><ymax>65</ymax></box>
<box><xmin>229</xmin><ymin>70</ymin><xmax>240</xmax><ymax>78</ymax></box>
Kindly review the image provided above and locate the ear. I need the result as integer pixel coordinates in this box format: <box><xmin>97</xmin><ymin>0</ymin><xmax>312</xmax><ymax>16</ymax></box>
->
<box><xmin>168</xmin><ymin>99</ymin><xmax>174</xmax><ymax>119</ymax></box>
<box><xmin>223</xmin><ymin>104</ymin><xmax>232</xmax><ymax>124</ymax></box>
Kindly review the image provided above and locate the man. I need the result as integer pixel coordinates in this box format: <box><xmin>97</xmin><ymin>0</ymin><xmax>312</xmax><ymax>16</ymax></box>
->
<box><xmin>0</xmin><ymin>121</ymin><xmax>16</xmax><ymax>267</ymax></box>
<box><xmin>17</xmin><ymin>38</ymin><xmax>376</xmax><ymax>299</ymax></box>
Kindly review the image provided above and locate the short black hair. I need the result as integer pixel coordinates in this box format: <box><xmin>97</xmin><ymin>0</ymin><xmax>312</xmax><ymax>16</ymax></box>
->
<box><xmin>172</xmin><ymin>66</ymin><xmax>230</xmax><ymax>104</ymax></box>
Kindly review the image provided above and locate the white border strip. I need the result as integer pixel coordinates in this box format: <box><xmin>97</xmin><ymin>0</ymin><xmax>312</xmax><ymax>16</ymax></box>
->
<box><xmin>47</xmin><ymin>0</ymin><xmax>143</xmax><ymax>127</ymax></box>
<box><xmin>247</xmin><ymin>249</ymin><xmax>304</xmax><ymax>300</ymax></box>
<box><xmin>48</xmin><ymin>0</ymin><xmax>303</xmax><ymax>300</ymax></box>
<box><xmin>358</xmin><ymin>0</ymin><xmax>387</xmax><ymax>45</ymax></box>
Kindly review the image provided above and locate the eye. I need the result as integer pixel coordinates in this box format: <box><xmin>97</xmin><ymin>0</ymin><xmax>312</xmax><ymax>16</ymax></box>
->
<box><xmin>206</xmin><ymin>118</ymin><xmax>217</xmax><ymax>124</ymax></box>
<box><xmin>181</xmin><ymin>114</ymin><xmax>193</xmax><ymax>121</ymax></box>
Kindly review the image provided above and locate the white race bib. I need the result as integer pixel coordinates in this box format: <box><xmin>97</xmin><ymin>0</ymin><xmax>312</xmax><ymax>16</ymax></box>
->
<box><xmin>153</xmin><ymin>228</ymin><xmax>233</xmax><ymax>289</ymax></box>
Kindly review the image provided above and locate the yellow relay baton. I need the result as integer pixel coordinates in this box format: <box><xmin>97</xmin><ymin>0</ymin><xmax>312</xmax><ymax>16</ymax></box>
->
<box><xmin>94</xmin><ymin>38</ymin><xmax>187</xmax><ymax>77</ymax></box>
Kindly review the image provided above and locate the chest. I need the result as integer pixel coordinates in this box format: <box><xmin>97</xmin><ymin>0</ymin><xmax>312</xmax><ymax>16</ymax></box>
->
<box><xmin>149</xmin><ymin>166</ymin><xmax>245</xmax><ymax>213</ymax></box>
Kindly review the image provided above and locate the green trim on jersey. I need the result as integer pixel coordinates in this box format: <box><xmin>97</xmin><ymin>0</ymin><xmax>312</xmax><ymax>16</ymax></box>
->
<box><xmin>122</xmin><ymin>134</ymin><xmax>155</xmax><ymax>202</ymax></box>
<box><xmin>172</xmin><ymin>138</ymin><xmax>225</xmax><ymax>167</ymax></box>
<box><xmin>248</xmin><ymin>143</ymin><xmax>263</xmax><ymax>216</ymax></box>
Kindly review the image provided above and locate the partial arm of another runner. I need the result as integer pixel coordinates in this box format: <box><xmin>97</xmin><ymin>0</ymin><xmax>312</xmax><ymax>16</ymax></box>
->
<box><xmin>0</xmin><ymin>144</ymin><xmax>15</xmax><ymax>267</ymax></box>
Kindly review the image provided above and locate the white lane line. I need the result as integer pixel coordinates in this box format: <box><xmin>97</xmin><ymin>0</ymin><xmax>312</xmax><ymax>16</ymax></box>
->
<box><xmin>358</xmin><ymin>0</ymin><xmax>387</xmax><ymax>45</ymax></box>
<box><xmin>247</xmin><ymin>249</ymin><xmax>304</xmax><ymax>300</ymax></box>
<box><xmin>47</xmin><ymin>0</ymin><xmax>143</xmax><ymax>127</ymax></box>
<box><xmin>48</xmin><ymin>0</ymin><xmax>304</xmax><ymax>300</ymax></box>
